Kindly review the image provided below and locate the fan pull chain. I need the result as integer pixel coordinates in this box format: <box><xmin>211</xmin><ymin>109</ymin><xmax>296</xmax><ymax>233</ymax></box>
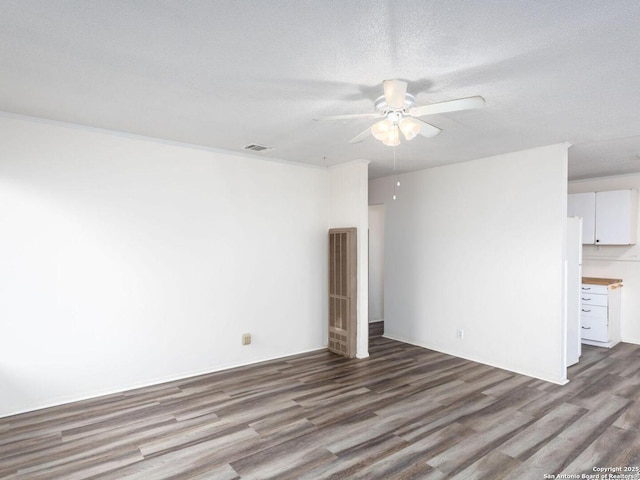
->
<box><xmin>393</xmin><ymin>147</ymin><xmax>399</xmax><ymax>200</ymax></box>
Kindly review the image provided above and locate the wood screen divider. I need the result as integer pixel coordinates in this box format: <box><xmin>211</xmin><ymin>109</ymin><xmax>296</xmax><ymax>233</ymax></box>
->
<box><xmin>328</xmin><ymin>228</ymin><xmax>357</xmax><ymax>357</ymax></box>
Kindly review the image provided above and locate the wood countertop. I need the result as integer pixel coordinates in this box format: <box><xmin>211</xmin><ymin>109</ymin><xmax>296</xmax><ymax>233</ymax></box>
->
<box><xmin>582</xmin><ymin>277</ymin><xmax>623</xmax><ymax>286</ymax></box>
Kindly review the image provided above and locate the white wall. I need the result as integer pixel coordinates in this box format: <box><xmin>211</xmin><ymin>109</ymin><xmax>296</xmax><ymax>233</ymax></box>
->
<box><xmin>328</xmin><ymin>160</ymin><xmax>369</xmax><ymax>358</ymax></box>
<box><xmin>370</xmin><ymin>144</ymin><xmax>569</xmax><ymax>384</ymax></box>
<box><xmin>368</xmin><ymin>205</ymin><xmax>384</xmax><ymax>322</ymax></box>
<box><xmin>569</xmin><ymin>173</ymin><xmax>640</xmax><ymax>344</ymax></box>
<box><xmin>0</xmin><ymin>115</ymin><xmax>328</xmax><ymax>417</ymax></box>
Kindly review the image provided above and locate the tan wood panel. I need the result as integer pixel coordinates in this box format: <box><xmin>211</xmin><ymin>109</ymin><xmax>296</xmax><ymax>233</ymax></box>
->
<box><xmin>582</xmin><ymin>276</ymin><xmax>623</xmax><ymax>286</ymax></box>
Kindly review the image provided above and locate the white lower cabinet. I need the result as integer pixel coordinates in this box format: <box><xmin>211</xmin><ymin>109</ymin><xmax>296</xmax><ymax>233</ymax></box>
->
<box><xmin>580</xmin><ymin>315</ymin><xmax>609</xmax><ymax>342</ymax></box>
<box><xmin>580</xmin><ymin>278</ymin><xmax>622</xmax><ymax>348</ymax></box>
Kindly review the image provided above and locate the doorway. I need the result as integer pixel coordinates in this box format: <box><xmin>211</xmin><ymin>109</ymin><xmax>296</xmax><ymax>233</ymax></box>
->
<box><xmin>368</xmin><ymin>204</ymin><xmax>385</xmax><ymax>340</ymax></box>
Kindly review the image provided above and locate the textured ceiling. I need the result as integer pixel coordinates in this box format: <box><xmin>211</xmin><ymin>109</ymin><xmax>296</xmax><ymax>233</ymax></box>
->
<box><xmin>1</xmin><ymin>0</ymin><xmax>640</xmax><ymax>179</ymax></box>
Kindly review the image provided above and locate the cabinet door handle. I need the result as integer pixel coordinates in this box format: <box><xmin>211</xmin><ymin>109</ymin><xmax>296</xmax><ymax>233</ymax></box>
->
<box><xmin>582</xmin><ymin>287</ymin><xmax>591</xmax><ymax>290</ymax></box>
<box><xmin>582</xmin><ymin>326</ymin><xmax>591</xmax><ymax>329</ymax></box>
<box><xmin>581</xmin><ymin>297</ymin><xmax>591</xmax><ymax>301</ymax></box>
<box><xmin>581</xmin><ymin>309</ymin><xmax>591</xmax><ymax>312</ymax></box>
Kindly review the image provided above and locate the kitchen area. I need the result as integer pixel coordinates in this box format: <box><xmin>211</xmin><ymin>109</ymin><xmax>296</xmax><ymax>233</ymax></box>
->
<box><xmin>567</xmin><ymin>187</ymin><xmax>638</xmax><ymax>366</ymax></box>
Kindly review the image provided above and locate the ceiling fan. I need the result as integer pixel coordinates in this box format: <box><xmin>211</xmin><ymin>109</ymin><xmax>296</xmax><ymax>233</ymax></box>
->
<box><xmin>315</xmin><ymin>80</ymin><xmax>485</xmax><ymax>146</ymax></box>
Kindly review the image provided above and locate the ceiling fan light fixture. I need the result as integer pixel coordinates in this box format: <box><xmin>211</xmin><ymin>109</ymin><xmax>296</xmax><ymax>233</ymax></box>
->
<box><xmin>399</xmin><ymin>117</ymin><xmax>422</xmax><ymax>140</ymax></box>
<box><xmin>319</xmin><ymin>79</ymin><xmax>484</xmax><ymax>147</ymax></box>
<box><xmin>371</xmin><ymin>118</ymin><xmax>394</xmax><ymax>141</ymax></box>
<box><xmin>382</xmin><ymin>125</ymin><xmax>400</xmax><ymax>147</ymax></box>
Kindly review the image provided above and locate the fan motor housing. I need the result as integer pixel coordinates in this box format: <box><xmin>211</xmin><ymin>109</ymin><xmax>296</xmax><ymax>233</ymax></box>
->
<box><xmin>374</xmin><ymin>93</ymin><xmax>416</xmax><ymax>115</ymax></box>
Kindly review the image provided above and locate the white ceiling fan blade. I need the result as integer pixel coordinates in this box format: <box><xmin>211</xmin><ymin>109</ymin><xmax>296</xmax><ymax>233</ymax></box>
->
<box><xmin>383</xmin><ymin>79</ymin><xmax>408</xmax><ymax>109</ymax></box>
<box><xmin>415</xmin><ymin>119</ymin><xmax>442</xmax><ymax>138</ymax></box>
<box><xmin>348</xmin><ymin>127</ymin><xmax>372</xmax><ymax>144</ymax></box>
<box><xmin>410</xmin><ymin>96</ymin><xmax>485</xmax><ymax>117</ymax></box>
<box><xmin>314</xmin><ymin>112</ymin><xmax>382</xmax><ymax>121</ymax></box>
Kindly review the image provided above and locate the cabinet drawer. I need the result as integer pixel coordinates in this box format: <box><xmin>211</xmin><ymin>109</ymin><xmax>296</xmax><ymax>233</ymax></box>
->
<box><xmin>580</xmin><ymin>293</ymin><xmax>607</xmax><ymax>307</ymax></box>
<box><xmin>580</xmin><ymin>283</ymin><xmax>608</xmax><ymax>295</ymax></box>
<box><xmin>581</xmin><ymin>316</ymin><xmax>609</xmax><ymax>342</ymax></box>
<box><xmin>580</xmin><ymin>304</ymin><xmax>607</xmax><ymax>319</ymax></box>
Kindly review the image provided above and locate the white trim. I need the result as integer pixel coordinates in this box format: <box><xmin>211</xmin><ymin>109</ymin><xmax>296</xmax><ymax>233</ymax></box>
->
<box><xmin>570</xmin><ymin>171</ymin><xmax>640</xmax><ymax>183</ymax></box>
<box><xmin>583</xmin><ymin>256</ymin><xmax>640</xmax><ymax>263</ymax></box>
<box><xmin>329</xmin><ymin>159</ymin><xmax>372</xmax><ymax>169</ymax></box>
<box><xmin>382</xmin><ymin>333</ymin><xmax>569</xmax><ymax>386</ymax></box>
<box><xmin>0</xmin><ymin>110</ymin><xmax>325</xmax><ymax>171</ymax></box>
<box><xmin>0</xmin><ymin>346</ymin><xmax>327</xmax><ymax>419</ymax></box>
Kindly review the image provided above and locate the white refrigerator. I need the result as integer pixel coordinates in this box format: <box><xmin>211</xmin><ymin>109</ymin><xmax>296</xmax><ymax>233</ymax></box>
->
<box><xmin>566</xmin><ymin>217</ymin><xmax>583</xmax><ymax>367</ymax></box>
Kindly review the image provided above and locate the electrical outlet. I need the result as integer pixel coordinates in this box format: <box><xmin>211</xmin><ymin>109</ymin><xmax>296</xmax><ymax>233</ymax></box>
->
<box><xmin>456</xmin><ymin>329</ymin><xmax>464</xmax><ymax>339</ymax></box>
<box><xmin>242</xmin><ymin>333</ymin><xmax>251</xmax><ymax>345</ymax></box>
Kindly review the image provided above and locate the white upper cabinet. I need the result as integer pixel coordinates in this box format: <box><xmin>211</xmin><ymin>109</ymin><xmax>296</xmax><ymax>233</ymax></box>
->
<box><xmin>568</xmin><ymin>189</ymin><xmax>638</xmax><ymax>245</ymax></box>
<box><xmin>595</xmin><ymin>190</ymin><xmax>638</xmax><ymax>245</ymax></box>
<box><xmin>568</xmin><ymin>192</ymin><xmax>596</xmax><ymax>244</ymax></box>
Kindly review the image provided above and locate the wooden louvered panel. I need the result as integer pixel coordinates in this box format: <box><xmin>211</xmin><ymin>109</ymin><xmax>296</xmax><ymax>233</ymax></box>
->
<box><xmin>328</xmin><ymin>228</ymin><xmax>357</xmax><ymax>358</ymax></box>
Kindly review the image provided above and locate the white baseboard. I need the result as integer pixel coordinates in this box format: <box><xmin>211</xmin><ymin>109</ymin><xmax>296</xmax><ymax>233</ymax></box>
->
<box><xmin>382</xmin><ymin>333</ymin><xmax>568</xmax><ymax>386</ymax></box>
<box><xmin>1</xmin><ymin>346</ymin><xmax>327</xmax><ymax>419</ymax></box>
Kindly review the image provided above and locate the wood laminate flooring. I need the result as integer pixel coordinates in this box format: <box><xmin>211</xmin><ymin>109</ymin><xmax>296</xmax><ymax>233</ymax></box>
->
<box><xmin>2</xmin><ymin>338</ymin><xmax>640</xmax><ymax>479</ymax></box>
<box><xmin>368</xmin><ymin>321</ymin><xmax>384</xmax><ymax>338</ymax></box>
